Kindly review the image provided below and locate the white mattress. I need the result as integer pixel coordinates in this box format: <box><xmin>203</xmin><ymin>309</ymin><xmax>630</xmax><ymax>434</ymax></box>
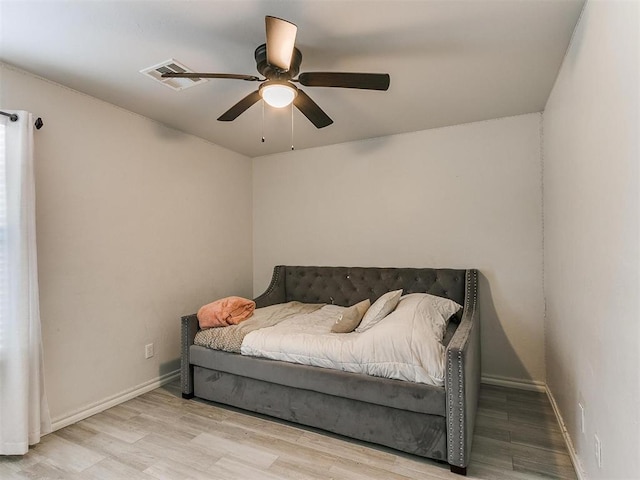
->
<box><xmin>240</xmin><ymin>293</ymin><xmax>461</xmax><ymax>386</ymax></box>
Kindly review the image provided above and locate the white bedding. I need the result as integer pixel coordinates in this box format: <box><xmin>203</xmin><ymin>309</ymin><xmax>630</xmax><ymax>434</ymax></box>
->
<box><xmin>240</xmin><ymin>293</ymin><xmax>461</xmax><ymax>386</ymax></box>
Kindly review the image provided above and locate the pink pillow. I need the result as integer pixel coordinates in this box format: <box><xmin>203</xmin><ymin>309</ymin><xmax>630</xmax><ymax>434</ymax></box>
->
<box><xmin>197</xmin><ymin>296</ymin><xmax>256</xmax><ymax>328</ymax></box>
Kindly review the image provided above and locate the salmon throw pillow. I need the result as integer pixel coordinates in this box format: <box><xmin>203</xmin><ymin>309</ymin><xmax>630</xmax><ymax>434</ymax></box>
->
<box><xmin>197</xmin><ymin>296</ymin><xmax>256</xmax><ymax>329</ymax></box>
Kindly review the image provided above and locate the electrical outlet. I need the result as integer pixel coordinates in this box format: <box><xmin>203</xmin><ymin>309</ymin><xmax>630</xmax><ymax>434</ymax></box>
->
<box><xmin>145</xmin><ymin>343</ymin><xmax>154</xmax><ymax>359</ymax></box>
<box><xmin>594</xmin><ymin>434</ymin><xmax>602</xmax><ymax>468</ymax></box>
<box><xmin>578</xmin><ymin>403</ymin><xmax>585</xmax><ymax>434</ymax></box>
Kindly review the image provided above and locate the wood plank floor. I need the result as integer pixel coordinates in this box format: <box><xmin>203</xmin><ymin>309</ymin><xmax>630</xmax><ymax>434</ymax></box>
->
<box><xmin>0</xmin><ymin>381</ymin><xmax>577</xmax><ymax>479</ymax></box>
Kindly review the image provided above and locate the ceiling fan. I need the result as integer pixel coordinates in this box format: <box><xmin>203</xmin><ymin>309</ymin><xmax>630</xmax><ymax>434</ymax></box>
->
<box><xmin>161</xmin><ymin>16</ymin><xmax>390</xmax><ymax>129</ymax></box>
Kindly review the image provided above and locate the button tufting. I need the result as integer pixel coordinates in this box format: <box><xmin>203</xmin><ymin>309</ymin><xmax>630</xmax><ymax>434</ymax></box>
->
<box><xmin>283</xmin><ymin>266</ymin><xmax>467</xmax><ymax>310</ymax></box>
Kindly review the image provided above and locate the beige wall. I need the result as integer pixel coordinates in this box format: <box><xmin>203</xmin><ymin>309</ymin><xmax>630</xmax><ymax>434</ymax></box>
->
<box><xmin>543</xmin><ymin>1</ymin><xmax>640</xmax><ymax>478</ymax></box>
<box><xmin>253</xmin><ymin>113</ymin><xmax>545</xmax><ymax>384</ymax></box>
<box><xmin>0</xmin><ymin>64</ymin><xmax>253</xmax><ymax>424</ymax></box>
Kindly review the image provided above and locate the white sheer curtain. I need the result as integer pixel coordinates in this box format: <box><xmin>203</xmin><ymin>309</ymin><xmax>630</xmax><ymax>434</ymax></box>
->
<box><xmin>0</xmin><ymin>111</ymin><xmax>51</xmax><ymax>455</ymax></box>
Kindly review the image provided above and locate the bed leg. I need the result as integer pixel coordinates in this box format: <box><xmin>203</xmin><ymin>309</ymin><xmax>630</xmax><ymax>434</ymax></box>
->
<box><xmin>450</xmin><ymin>465</ymin><xmax>467</xmax><ymax>475</ymax></box>
<box><xmin>182</xmin><ymin>392</ymin><xmax>194</xmax><ymax>399</ymax></box>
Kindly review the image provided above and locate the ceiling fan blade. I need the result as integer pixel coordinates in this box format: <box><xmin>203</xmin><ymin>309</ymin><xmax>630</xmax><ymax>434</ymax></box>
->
<box><xmin>162</xmin><ymin>72</ymin><xmax>261</xmax><ymax>81</ymax></box>
<box><xmin>294</xmin><ymin>90</ymin><xmax>333</xmax><ymax>129</ymax></box>
<box><xmin>217</xmin><ymin>90</ymin><xmax>262</xmax><ymax>122</ymax></box>
<box><xmin>298</xmin><ymin>72</ymin><xmax>390</xmax><ymax>91</ymax></box>
<box><xmin>265</xmin><ymin>16</ymin><xmax>297</xmax><ymax>71</ymax></box>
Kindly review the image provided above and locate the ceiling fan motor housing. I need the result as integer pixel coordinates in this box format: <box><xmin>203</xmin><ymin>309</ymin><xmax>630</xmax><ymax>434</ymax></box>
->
<box><xmin>255</xmin><ymin>43</ymin><xmax>302</xmax><ymax>80</ymax></box>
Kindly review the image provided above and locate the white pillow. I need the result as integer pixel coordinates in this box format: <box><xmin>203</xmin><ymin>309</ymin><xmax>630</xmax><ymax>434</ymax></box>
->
<box><xmin>398</xmin><ymin>292</ymin><xmax>462</xmax><ymax>340</ymax></box>
<box><xmin>355</xmin><ymin>289</ymin><xmax>403</xmax><ymax>333</ymax></box>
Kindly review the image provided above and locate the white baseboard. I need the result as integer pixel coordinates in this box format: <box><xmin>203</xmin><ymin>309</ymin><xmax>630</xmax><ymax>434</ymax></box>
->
<box><xmin>481</xmin><ymin>374</ymin><xmax>546</xmax><ymax>392</ymax></box>
<box><xmin>546</xmin><ymin>388</ymin><xmax>588</xmax><ymax>480</ymax></box>
<box><xmin>50</xmin><ymin>369</ymin><xmax>180</xmax><ymax>432</ymax></box>
<box><xmin>482</xmin><ymin>375</ymin><xmax>587</xmax><ymax>478</ymax></box>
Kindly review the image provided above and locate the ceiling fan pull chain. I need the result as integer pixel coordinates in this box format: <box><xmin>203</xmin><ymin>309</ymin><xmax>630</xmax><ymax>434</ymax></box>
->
<box><xmin>261</xmin><ymin>99</ymin><xmax>265</xmax><ymax>143</ymax></box>
<box><xmin>291</xmin><ymin>102</ymin><xmax>295</xmax><ymax>151</ymax></box>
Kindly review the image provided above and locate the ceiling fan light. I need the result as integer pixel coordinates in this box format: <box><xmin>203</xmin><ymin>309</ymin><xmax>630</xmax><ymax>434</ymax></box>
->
<box><xmin>260</xmin><ymin>83</ymin><xmax>297</xmax><ymax>108</ymax></box>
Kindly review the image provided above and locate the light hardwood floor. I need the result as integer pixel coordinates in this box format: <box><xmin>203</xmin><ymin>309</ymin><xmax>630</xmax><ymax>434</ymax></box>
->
<box><xmin>0</xmin><ymin>381</ymin><xmax>578</xmax><ymax>479</ymax></box>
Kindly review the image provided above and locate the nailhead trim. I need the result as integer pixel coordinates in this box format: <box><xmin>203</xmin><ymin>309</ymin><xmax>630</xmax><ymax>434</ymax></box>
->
<box><xmin>181</xmin><ymin>317</ymin><xmax>192</xmax><ymax>394</ymax></box>
<box><xmin>254</xmin><ymin>266</ymin><xmax>283</xmax><ymax>305</ymax></box>
<box><xmin>446</xmin><ymin>269</ymin><xmax>478</xmax><ymax>468</ymax></box>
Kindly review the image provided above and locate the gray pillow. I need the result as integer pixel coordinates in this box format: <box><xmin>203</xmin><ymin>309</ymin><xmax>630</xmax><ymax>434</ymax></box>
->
<box><xmin>331</xmin><ymin>299</ymin><xmax>371</xmax><ymax>333</ymax></box>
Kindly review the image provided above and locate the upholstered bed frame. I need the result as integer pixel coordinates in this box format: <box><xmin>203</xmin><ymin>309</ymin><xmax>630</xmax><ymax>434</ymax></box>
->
<box><xmin>181</xmin><ymin>266</ymin><xmax>480</xmax><ymax>475</ymax></box>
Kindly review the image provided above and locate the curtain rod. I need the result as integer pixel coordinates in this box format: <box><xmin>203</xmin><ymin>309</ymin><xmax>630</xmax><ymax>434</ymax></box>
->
<box><xmin>0</xmin><ymin>111</ymin><xmax>18</xmax><ymax>122</ymax></box>
<box><xmin>0</xmin><ymin>111</ymin><xmax>44</xmax><ymax>129</ymax></box>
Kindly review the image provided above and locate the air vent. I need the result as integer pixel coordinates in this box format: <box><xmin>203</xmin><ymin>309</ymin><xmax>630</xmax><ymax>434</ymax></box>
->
<box><xmin>140</xmin><ymin>59</ymin><xmax>208</xmax><ymax>91</ymax></box>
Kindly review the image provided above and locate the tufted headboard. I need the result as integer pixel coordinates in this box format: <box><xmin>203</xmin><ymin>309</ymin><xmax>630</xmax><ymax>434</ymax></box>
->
<box><xmin>254</xmin><ymin>266</ymin><xmax>468</xmax><ymax>310</ymax></box>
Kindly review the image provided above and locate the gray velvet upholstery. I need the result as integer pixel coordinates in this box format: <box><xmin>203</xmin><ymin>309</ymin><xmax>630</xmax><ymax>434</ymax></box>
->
<box><xmin>445</xmin><ymin>269</ymin><xmax>480</xmax><ymax>469</ymax></box>
<box><xmin>255</xmin><ymin>265</ymin><xmax>466</xmax><ymax>311</ymax></box>
<box><xmin>190</xmin><ymin>345</ymin><xmax>446</xmax><ymax>416</ymax></box>
<box><xmin>194</xmin><ymin>366</ymin><xmax>448</xmax><ymax>460</ymax></box>
<box><xmin>182</xmin><ymin>266</ymin><xmax>480</xmax><ymax>475</ymax></box>
<box><xmin>181</xmin><ymin>314</ymin><xmax>199</xmax><ymax>398</ymax></box>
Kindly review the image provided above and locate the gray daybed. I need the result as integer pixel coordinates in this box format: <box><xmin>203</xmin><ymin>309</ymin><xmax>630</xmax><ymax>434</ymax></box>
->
<box><xmin>181</xmin><ymin>266</ymin><xmax>480</xmax><ymax>475</ymax></box>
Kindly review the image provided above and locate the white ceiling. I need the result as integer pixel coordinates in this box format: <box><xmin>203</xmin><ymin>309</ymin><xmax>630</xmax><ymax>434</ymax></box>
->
<box><xmin>0</xmin><ymin>0</ymin><xmax>584</xmax><ymax>157</ymax></box>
